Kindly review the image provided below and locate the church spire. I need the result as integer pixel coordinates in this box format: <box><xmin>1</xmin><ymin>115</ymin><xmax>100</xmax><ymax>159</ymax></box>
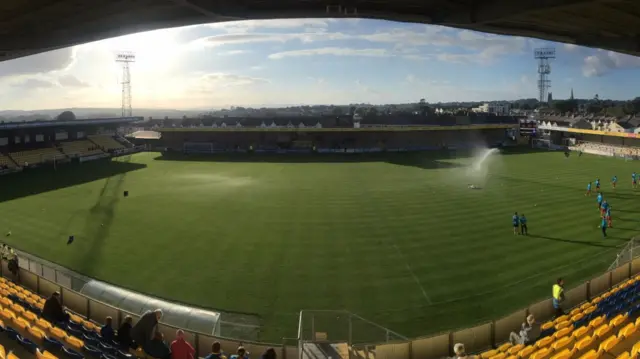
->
<box><xmin>570</xmin><ymin>88</ymin><xmax>574</xmax><ymax>100</ymax></box>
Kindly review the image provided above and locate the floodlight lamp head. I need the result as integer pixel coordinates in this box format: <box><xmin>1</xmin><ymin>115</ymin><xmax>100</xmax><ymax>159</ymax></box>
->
<box><xmin>116</xmin><ymin>52</ymin><xmax>136</xmax><ymax>62</ymax></box>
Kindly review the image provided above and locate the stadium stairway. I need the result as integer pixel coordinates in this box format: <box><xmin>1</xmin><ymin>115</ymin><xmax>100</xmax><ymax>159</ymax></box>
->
<box><xmin>479</xmin><ymin>275</ymin><xmax>640</xmax><ymax>359</ymax></box>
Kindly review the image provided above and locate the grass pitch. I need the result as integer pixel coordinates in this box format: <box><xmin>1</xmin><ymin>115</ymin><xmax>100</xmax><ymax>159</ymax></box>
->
<box><xmin>0</xmin><ymin>150</ymin><xmax>637</xmax><ymax>342</ymax></box>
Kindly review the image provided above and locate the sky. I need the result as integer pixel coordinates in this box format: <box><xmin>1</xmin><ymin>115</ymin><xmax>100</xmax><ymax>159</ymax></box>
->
<box><xmin>0</xmin><ymin>18</ymin><xmax>640</xmax><ymax>110</ymax></box>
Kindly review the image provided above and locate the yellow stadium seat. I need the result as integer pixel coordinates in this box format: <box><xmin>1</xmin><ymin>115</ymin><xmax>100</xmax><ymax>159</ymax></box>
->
<box><xmin>584</xmin><ymin>307</ymin><xmax>596</xmax><ymax>315</ymax></box>
<box><xmin>555</xmin><ymin>315</ymin><xmax>570</xmax><ymax>324</ymax></box>
<box><xmin>578</xmin><ymin>350</ymin><xmax>600</xmax><ymax>359</ymax></box>
<box><xmin>133</xmin><ymin>347</ymin><xmax>146</xmax><ymax>359</ymax></box>
<box><xmin>594</xmin><ymin>324</ymin><xmax>612</xmax><ymax>339</ymax></box>
<box><xmin>631</xmin><ymin>341</ymin><xmax>640</xmax><ymax>357</ymax></box>
<box><xmin>497</xmin><ymin>343</ymin><xmax>512</xmax><ymax>353</ymax></box>
<box><xmin>554</xmin><ymin>327</ymin><xmax>573</xmax><ymax>339</ymax></box>
<box><xmin>530</xmin><ymin>347</ymin><xmax>552</xmax><ymax>359</ymax></box>
<box><xmin>8</xmin><ymin>352</ymin><xmax>18</xmax><ymax>359</ymax></box>
<box><xmin>552</xmin><ymin>337</ymin><xmax>574</xmax><ymax>352</ymax></box>
<box><xmin>556</xmin><ymin>321</ymin><xmax>571</xmax><ymax>330</ymax></box>
<box><xmin>598</xmin><ymin>334</ymin><xmax>621</xmax><ymax>352</ymax></box>
<box><xmin>22</xmin><ymin>311</ymin><xmax>37</xmax><ymax>323</ymax></box>
<box><xmin>10</xmin><ymin>305</ymin><xmax>23</xmax><ymax>316</ymax></box>
<box><xmin>28</xmin><ymin>326</ymin><xmax>46</xmax><ymax>343</ymax></box>
<box><xmin>570</xmin><ymin>308</ymin><xmax>582</xmax><ymax>316</ymax></box>
<box><xmin>573</xmin><ymin>326</ymin><xmax>590</xmax><ymax>340</ymax></box>
<box><xmin>13</xmin><ymin>317</ymin><xmax>29</xmax><ymax>332</ymax></box>
<box><xmin>619</xmin><ymin>323</ymin><xmax>636</xmax><ymax>338</ymax></box>
<box><xmin>518</xmin><ymin>346</ymin><xmax>536</xmax><ymax>358</ymax></box>
<box><xmin>49</xmin><ymin>327</ymin><xmax>67</xmax><ymax>342</ymax></box>
<box><xmin>65</xmin><ymin>336</ymin><xmax>83</xmax><ymax>351</ymax></box>
<box><xmin>83</xmin><ymin>321</ymin><xmax>99</xmax><ymax>332</ymax></box>
<box><xmin>69</xmin><ymin>314</ymin><xmax>83</xmax><ymax>325</ymax></box>
<box><xmin>610</xmin><ymin>314</ymin><xmax>628</xmax><ymax>329</ymax></box>
<box><xmin>508</xmin><ymin>344</ymin><xmax>524</xmax><ymax>355</ymax></box>
<box><xmin>481</xmin><ymin>350</ymin><xmax>498</xmax><ymax>359</ymax></box>
<box><xmin>572</xmin><ymin>313</ymin><xmax>585</xmax><ymax>323</ymax></box>
<box><xmin>35</xmin><ymin>318</ymin><xmax>52</xmax><ymax>332</ymax></box>
<box><xmin>489</xmin><ymin>353</ymin><xmax>506</xmax><ymax>359</ymax></box>
<box><xmin>536</xmin><ymin>336</ymin><xmax>554</xmax><ymax>349</ymax></box>
<box><xmin>505</xmin><ymin>356</ymin><xmax>517</xmax><ymax>359</ymax></box>
<box><xmin>550</xmin><ymin>349</ymin><xmax>573</xmax><ymax>359</ymax></box>
<box><xmin>542</xmin><ymin>322</ymin><xmax>555</xmax><ymax>331</ymax></box>
<box><xmin>0</xmin><ymin>344</ymin><xmax>5</xmax><ymax>359</ymax></box>
<box><xmin>36</xmin><ymin>350</ymin><xmax>58</xmax><ymax>359</ymax></box>
<box><xmin>615</xmin><ymin>352</ymin><xmax>630</xmax><ymax>359</ymax></box>
<box><xmin>0</xmin><ymin>309</ymin><xmax>15</xmax><ymax>322</ymax></box>
<box><xmin>581</xmin><ymin>303</ymin><xmax>593</xmax><ymax>310</ymax></box>
<box><xmin>590</xmin><ymin>316</ymin><xmax>606</xmax><ymax>329</ymax></box>
<box><xmin>0</xmin><ymin>298</ymin><xmax>11</xmax><ymax>308</ymax></box>
<box><xmin>574</xmin><ymin>336</ymin><xmax>595</xmax><ymax>352</ymax></box>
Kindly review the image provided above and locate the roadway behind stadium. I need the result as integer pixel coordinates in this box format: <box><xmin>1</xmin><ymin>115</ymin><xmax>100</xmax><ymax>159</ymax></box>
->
<box><xmin>0</xmin><ymin>150</ymin><xmax>632</xmax><ymax>341</ymax></box>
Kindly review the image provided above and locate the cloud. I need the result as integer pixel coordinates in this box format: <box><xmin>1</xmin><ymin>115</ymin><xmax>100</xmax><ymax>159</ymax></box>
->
<box><xmin>269</xmin><ymin>47</ymin><xmax>392</xmax><ymax>59</ymax></box>
<box><xmin>209</xmin><ymin>19</ymin><xmax>337</xmax><ymax>32</ymax></box>
<box><xmin>11</xmin><ymin>78</ymin><xmax>57</xmax><ymax>90</ymax></box>
<box><xmin>58</xmin><ymin>75</ymin><xmax>90</xmax><ymax>88</ymax></box>
<box><xmin>268</xmin><ymin>46</ymin><xmax>428</xmax><ymax>60</ymax></box>
<box><xmin>0</xmin><ymin>48</ymin><xmax>75</xmax><ymax>77</ymax></box>
<box><xmin>564</xmin><ymin>44</ymin><xmax>578</xmax><ymax>51</ymax></box>
<box><xmin>200</xmin><ymin>73</ymin><xmax>270</xmax><ymax>88</ymax></box>
<box><xmin>200</xmin><ymin>31</ymin><xmax>350</xmax><ymax>47</ymax></box>
<box><xmin>582</xmin><ymin>51</ymin><xmax>640</xmax><ymax>77</ymax></box>
<box><xmin>218</xmin><ymin>50</ymin><xmax>251</xmax><ymax>56</ymax></box>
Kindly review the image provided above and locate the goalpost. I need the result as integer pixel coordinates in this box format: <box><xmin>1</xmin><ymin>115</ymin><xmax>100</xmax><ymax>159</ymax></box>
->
<box><xmin>40</xmin><ymin>154</ymin><xmax>68</xmax><ymax>170</ymax></box>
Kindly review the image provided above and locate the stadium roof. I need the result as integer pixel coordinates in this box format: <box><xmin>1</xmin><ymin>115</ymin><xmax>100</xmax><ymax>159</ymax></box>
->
<box><xmin>1</xmin><ymin>0</ymin><xmax>640</xmax><ymax>63</ymax></box>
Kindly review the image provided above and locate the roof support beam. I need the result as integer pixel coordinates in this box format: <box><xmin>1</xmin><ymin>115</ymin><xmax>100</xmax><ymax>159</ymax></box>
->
<box><xmin>437</xmin><ymin>0</ymin><xmax>605</xmax><ymax>24</ymax></box>
<box><xmin>167</xmin><ymin>0</ymin><xmax>241</xmax><ymax>21</ymax></box>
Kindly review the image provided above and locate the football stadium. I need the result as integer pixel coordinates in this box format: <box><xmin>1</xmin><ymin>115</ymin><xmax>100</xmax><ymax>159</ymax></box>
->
<box><xmin>1</xmin><ymin>112</ymin><xmax>640</xmax><ymax>359</ymax></box>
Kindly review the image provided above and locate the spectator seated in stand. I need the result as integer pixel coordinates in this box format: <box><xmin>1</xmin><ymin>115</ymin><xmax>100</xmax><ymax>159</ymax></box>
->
<box><xmin>143</xmin><ymin>332</ymin><xmax>171</xmax><ymax>359</ymax></box>
<box><xmin>132</xmin><ymin>309</ymin><xmax>162</xmax><ymax>349</ymax></box>
<box><xmin>509</xmin><ymin>314</ymin><xmax>539</xmax><ymax>345</ymax></box>
<box><xmin>259</xmin><ymin>349</ymin><xmax>276</xmax><ymax>359</ymax></box>
<box><xmin>451</xmin><ymin>343</ymin><xmax>478</xmax><ymax>359</ymax></box>
<box><xmin>117</xmin><ymin>315</ymin><xmax>134</xmax><ymax>349</ymax></box>
<box><xmin>230</xmin><ymin>346</ymin><xmax>248</xmax><ymax>359</ymax></box>
<box><xmin>101</xmin><ymin>316</ymin><xmax>115</xmax><ymax>342</ymax></box>
<box><xmin>204</xmin><ymin>342</ymin><xmax>227</xmax><ymax>359</ymax></box>
<box><xmin>42</xmin><ymin>292</ymin><xmax>69</xmax><ymax>324</ymax></box>
<box><xmin>170</xmin><ymin>330</ymin><xmax>195</xmax><ymax>359</ymax></box>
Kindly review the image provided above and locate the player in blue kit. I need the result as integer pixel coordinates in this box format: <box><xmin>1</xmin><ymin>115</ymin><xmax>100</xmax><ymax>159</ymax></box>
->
<box><xmin>586</xmin><ymin>182</ymin><xmax>592</xmax><ymax>196</ymax></box>
<box><xmin>520</xmin><ymin>214</ymin><xmax>528</xmax><ymax>235</ymax></box>
<box><xmin>633</xmin><ymin>172</ymin><xmax>637</xmax><ymax>188</ymax></box>
<box><xmin>597</xmin><ymin>192</ymin><xmax>603</xmax><ymax>211</ymax></box>
<box><xmin>612</xmin><ymin>175</ymin><xmax>618</xmax><ymax>189</ymax></box>
<box><xmin>600</xmin><ymin>200</ymin><xmax>609</xmax><ymax>218</ymax></box>
<box><xmin>595</xmin><ymin>178</ymin><xmax>601</xmax><ymax>192</ymax></box>
<box><xmin>601</xmin><ymin>216</ymin><xmax>608</xmax><ymax>238</ymax></box>
<box><xmin>512</xmin><ymin>212</ymin><xmax>520</xmax><ymax>235</ymax></box>
<box><xmin>606</xmin><ymin>206</ymin><xmax>613</xmax><ymax>228</ymax></box>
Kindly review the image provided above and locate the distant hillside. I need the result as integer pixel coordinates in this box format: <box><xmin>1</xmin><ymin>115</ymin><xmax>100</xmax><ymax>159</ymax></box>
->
<box><xmin>0</xmin><ymin>108</ymin><xmax>205</xmax><ymax>122</ymax></box>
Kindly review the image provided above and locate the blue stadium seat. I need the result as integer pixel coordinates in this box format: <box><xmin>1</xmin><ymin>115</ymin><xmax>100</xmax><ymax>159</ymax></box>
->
<box><xmin>573</xmin><ymin>318</ymin><xmax>588</xmax><ymax>329</ymax></box>
<box><xmin>82</xmin><ymin>335</ymin><xmax>99</xmax><ymax>348</ymax></box>
<box><xmin>98</xmin><ymin>343</ymin><xmax>115</xmax><ymax>355</ymax></box>
<box><xmin>4</xmin><ymin>326</ymin><xmax>19</xmax><ymax>341</ymax></box>
<box><xmin>540</xmin><ymin>328</ymin><xmax>555</xmax><ymax>338</ymax></box>
<box><xmin>44</xmin><ymin>337</ymin><xmax>65</xmax><ymax>353</ymax></box>
<box><xmin>101</xmin><ymin>354</ymin><xmax>118</xmax><ymax>359</ymax></box>
<box><xmin>67</xmin><ymin>327</ymin><xmax>83</xmax><ymax>339</ymax></box>
<box><xmin>83</xmin><ymin>345</ymin><xmax>103</xmax><ymax>359</ymax></box>
<box><xmin>62</xmin><ymin>346</ymin><xmax>84</xmax><ymax>359</ymax></box>
<box><xmin>116</xmin><ymin>350</ymin><xmax>132</xmax><ymax>359</ymax></box>
<box><xmin>18</xmin><ymin>336</ymin><xmax>39</xmax><ymax>354</ymax></box>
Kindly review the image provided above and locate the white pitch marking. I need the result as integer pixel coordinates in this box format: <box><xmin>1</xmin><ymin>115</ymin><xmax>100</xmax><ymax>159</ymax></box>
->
<box><xmin>393</xmin><ymin>244</ymin><xmax>432</xmax><ymax>304</ymax></box>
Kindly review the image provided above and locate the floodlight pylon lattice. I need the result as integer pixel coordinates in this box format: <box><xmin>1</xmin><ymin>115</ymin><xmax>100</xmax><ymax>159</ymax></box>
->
<box><xmin>115</xmin><ymin>52</ymin><xmax>135</xmax><ymax>117</ymax></box>
<box><xmin>534</xmin><ymin>48</ymin><xmax>555</xmax><ymax>104</ymax></box>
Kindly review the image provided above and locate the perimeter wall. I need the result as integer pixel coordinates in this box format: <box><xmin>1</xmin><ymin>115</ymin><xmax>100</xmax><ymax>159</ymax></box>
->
<box><xmin>3</xmin><ymin>248</ymin><xmax>639</xmax><ymax>359</ymax></box>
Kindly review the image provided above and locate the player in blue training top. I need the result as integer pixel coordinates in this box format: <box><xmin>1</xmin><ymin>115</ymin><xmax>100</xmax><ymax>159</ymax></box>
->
<box><xmin>595</xmin><ymin>178</ymin><xmax>601</xmax><ymax>192</ymax></box>
<box><xmin>600</xmin><ymin>200</ymin><xmax>609</xmax><ymax>218</ymax></box>
<box><xmin>597</xmin><ymin>192</ymin><xmax>603</xmax><ymax>210</ymax></box>
<box><xmin>601</xmin><ymin>215</ymin><xmax>608</xmax><ymax>238</ymax></box>
<box><xmin>606</xmin><ymin>206</ymin><xmax>613</xmax><ymax>228</ymax></box>
<box><xmin>633</xmin><ymin>172</ymin><xmax>637</xmax><ymax>188</ymax></box>
<box><xmin>512</xmin><ymin>212</ymin><xmax>520</xmax><ymax>235</ymax></box>
<box><xmin>612</xmin><ymin>175</ymin><xmax>618</xmax><ymax>189</ymax></box>
<box><xmin>586</xmin><ymin>182</ymin><xmax>592</xmax><ymax>196</ymax></box>
<box><xmin>520</xmin><ymin>214</ymin><xmax>528</xmax><ymax>235</ymax></box>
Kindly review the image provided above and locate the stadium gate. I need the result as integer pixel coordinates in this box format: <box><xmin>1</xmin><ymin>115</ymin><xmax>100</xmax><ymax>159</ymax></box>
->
<box><xmin>293</xmin><ymin>310</ymin><xmax>407</xmax><ymax>359</ymax></box>
<box><xmin>608</xmin><ymin>236</ymin><xmax>640</xmax><ymax>271</ymax></box>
